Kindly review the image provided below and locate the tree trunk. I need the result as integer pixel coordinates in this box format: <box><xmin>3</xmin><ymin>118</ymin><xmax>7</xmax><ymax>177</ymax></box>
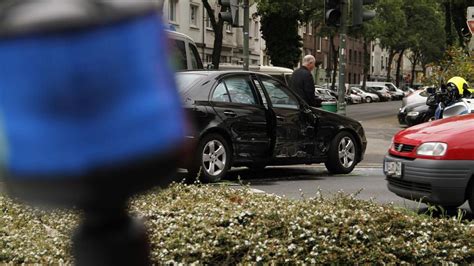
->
<box><xmin>386</xmin><ymin>49</ymin><xmax>396</xmax><ymax>82</ymax></box>
<box><xmin>211</xmin><ymin>22</ymin><xmax>224</xmax><ymax>69</ymax></box>
<box><xmin>410</xmin><ymin>54</ymin><xmax>418</xmax><ymax>87</ymax></box>
<box><xmin>330</xmin><ymin>35</ymin><xmax>338</xmax><ymax>90</ymax></box>
<box><xmin>444</xmin><ymin>0</ymin><xmax>453</xmax><ymax>47</ymax></box>
<box><xmin>395</xmin><ymin>49</ymin><xmax>405</xmax><ymax>88</ymax></box>
<box><xmin>202</xmin><ymin>0</ymin><xmax>224</xmax><ymax>69</ymax></box>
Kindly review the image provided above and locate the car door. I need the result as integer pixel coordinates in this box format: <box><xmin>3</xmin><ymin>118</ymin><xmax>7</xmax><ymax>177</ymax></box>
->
<box><xmin>210</xmin><ymin>74</ymin><xmax>271</xmax><ymax>160</ymax></box>
<box><xmin>259</xmin><ymin>76</ymin><xmax>316</xmax><ymax>160</ymax></box>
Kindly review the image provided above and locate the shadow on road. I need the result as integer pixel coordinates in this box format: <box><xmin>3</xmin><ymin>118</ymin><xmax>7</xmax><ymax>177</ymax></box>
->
<box><xmin>225</xmin><ymin>167</ymin><xmax>327</xmax><ymax>184</ymax></box>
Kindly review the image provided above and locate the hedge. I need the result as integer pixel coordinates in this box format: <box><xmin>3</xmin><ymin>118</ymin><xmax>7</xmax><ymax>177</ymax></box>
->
<box><xmin>1</xmin><ymin>183</ymin><xmax>473</xmax><ymax>264</ymax></box>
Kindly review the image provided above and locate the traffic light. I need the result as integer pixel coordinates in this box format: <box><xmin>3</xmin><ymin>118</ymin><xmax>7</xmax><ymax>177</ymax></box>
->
<box><xmin>352</xmin><ymin>0</ymin><xmax>376</xmax><ymax>26</ymax></box>
<box><xmin>219</xmin><ymin>0</ymin><xmax>239</xmax><ymax>27</ymax></box>
<box><xmin>325</xmin><ymin>0</ymin><xmax>341</xmax><ymax>27</ymax></box>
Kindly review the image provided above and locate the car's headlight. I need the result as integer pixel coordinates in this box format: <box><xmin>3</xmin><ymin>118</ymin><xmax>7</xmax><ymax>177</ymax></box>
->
<box><xmin>407</xmin><ymin>111</ymin><xmax>419</xmax><ymax>116</ymax></box>
<box><xmin>416</xmin><ymin>142</ymin><xmax>448</xmax><ymax>156</ymax></box>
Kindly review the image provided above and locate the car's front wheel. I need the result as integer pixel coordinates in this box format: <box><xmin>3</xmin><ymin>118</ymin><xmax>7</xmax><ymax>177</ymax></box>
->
<box><xmin>365</xmin><ymin>96</ymin><xmax>372</xmax><ymax>103</ymax></box>
<box><xmin>325</xmin><ymin>131</ymin><xmax>358</xmax><ymax>174</ymax></box>
<box><xmin>187</xmin><ymin>133</ymin><xmax>231</xmax><ymax>183</ymax></box>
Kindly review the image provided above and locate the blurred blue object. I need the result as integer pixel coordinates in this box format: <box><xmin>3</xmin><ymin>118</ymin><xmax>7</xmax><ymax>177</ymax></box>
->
<box><xmin>0</xmin><ymin>14</ymin><xmax>185</xmax><ymax>177</ymax></box>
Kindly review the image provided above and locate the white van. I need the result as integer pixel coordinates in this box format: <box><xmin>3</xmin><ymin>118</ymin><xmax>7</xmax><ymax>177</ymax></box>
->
<box><xmin>166</xmin><ymin>30</ymin><xmax>203</xmax><ymax>71</ymax></box>
<box><xmin>363</xmin><ymin>81</ymin><xmax>405</xmax><ymax>99</ymax></box>
<box><xmin>219</xmin><ymin>64</ymin><xmax>293</xmax><ymax>87</ymax></box>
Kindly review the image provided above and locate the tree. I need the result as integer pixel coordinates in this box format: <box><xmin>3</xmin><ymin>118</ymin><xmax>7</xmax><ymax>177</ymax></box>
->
<box><xmin>404</xmin><ymin>0</ymin><xmax>445</xmax><ymax>86</ymax></box>
<box><xmin>372</xmin><ymin>0</ymin><xmax>408</xmax><ymax>83</ymax></box>
<box><xmin>257</xmin><ymin>0</ymin><xmax>322</xmax><ymax>68</ymax></box>
<box><xmin>423</xmin><ymin>46</ymin><xmax>474</xmax><ymax>86</ymax></box>
<box><xmin>202</xmin><ymin>0</ymin><xmax>225</xmax><ymax>69</ymax></box>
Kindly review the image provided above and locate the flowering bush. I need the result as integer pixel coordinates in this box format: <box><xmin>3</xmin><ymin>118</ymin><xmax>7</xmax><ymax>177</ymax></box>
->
<box><xmin>423</xmin><ymin>47</ymin><xmax>474</xmax><ymax>86</ymax></box>
<box><xmin>1</xmin><ymin>183</ymin><xmax>473</xmax><ymax>264</ymax></box>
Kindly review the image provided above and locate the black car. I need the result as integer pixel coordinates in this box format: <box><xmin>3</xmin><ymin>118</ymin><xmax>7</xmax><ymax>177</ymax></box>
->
<box><xmin>398</xmin><ymin>102</ymin><xmax>435</xmax><ymax>127</ymax></box>
<box><xmin>177</xmin><ymin>71</ymin><xmax>367</xmax><ymax>182</ymax></box>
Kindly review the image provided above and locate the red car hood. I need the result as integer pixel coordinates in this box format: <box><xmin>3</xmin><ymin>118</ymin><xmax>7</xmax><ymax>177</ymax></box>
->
<box><xmin>398</xmin><ymin>114</ymin><xmax>474</xmax><ymax>141</ymax></box>
<box><xmin>391</xmin><ymin>114</ymin><xmax>474</xmax><ymax>160</ymax></box>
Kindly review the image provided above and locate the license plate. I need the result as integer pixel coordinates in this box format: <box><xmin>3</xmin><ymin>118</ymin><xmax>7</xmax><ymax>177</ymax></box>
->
<box><xmin>385</xmin><ymin>161</ymin><xmax>403</xmax><ymax>177</ymax></box>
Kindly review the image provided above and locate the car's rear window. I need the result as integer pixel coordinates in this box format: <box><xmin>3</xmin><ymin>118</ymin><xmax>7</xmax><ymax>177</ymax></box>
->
<box><xmin>175</xmin><ymin>73</ymin><xmax>206</xmax><ymax>93</ymax></box>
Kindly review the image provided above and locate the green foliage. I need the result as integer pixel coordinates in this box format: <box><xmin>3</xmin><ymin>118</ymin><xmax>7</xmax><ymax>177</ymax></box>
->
<box><xmin>423</xmin><ymin>46</ymin><xmax>474</xmax><ymax>86</ymax></box>
<box><xmin>259</xmin><ymin>11</ymin><xmax>302</xmax><ymax>68</ymax></box>
<box><xmin>256</xmin><ymin>0</ymin><xmax>322</xmax><ymax>68</ymax></box>
<box><xmin>1</xmin><ymin>184</ymin><xmax>473</xmax><ymax>264</ymax></box>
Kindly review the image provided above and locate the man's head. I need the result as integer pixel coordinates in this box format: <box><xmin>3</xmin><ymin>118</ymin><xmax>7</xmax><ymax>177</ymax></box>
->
<box><xmin>302</xmin><ymin>55</ymin><xmax>316</xmax><ymax>72</ymax></box>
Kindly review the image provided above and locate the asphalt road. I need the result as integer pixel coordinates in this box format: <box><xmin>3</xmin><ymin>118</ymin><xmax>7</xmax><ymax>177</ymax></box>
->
<box><xmin>228</xmin><ymin>100</ymin><xmax>472</xmax><ymax>218</ymax></box>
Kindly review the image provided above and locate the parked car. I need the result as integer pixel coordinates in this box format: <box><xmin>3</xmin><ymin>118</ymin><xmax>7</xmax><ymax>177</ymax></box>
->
<box><xmin>384</xmin><ymin>114</ymin><xmax>474</xmax><ymax>210</ymax></box>
<box><xmin>350</xmin><ymin>87</ymin><xmax>380</xmax><ymax>103</ymax></box>
<box><xmin>398</xmin><ymin>102</ymin><xmax>435</xmax><ymax>126</ymax></box>
<box><xmin>177</xmin><ymin>71</ymin><xmax>367</xmax><ymax>182</ymax></box>
<box><xmin>401</xmin><ymin>87</ymin><xmax>430</xmax><ymax>108</ymax></box>
<box><xmin>315</xmin><ymin>88</ymin><xmax>337</xmax><ymax>102</ymax></box>
<box><xmin>361</xmin><ymin>86</ymin><xmax>392</xmax><ymax>101</ymax></box>
<box><xmin>346</xmin><ymin>92</ymin><xmax>362</xmax><ymax>104</ymax></box>
<box><xmin>219</xmin><ymin>64</ymin><xmax>293</xmax><ymax>87</ymax></box>
<box><xmin>167</xmin><ymin>30</ymin><xmax>204</xmax><ymax>70</ymax></box>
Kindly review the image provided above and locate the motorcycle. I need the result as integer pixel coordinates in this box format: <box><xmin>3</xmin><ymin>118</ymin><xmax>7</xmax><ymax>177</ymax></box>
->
<box><xmin>426</xmin><ymin>85</ymin><xmax>474</xmax><ymax>120</ymax></box>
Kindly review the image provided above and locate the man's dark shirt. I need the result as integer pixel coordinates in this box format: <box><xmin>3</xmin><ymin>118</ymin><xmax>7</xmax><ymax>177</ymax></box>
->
<box><xmin>290</xmin><ymin>66</ymin><xmax>321</xmax><ymax>107</ymax></box>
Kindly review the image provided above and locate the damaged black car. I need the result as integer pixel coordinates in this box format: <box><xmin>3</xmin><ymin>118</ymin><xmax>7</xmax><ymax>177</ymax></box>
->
<box><xmin>177</xmin><ymin>71</ymin><xmax>367</xmax><ymax>182</ymax></box>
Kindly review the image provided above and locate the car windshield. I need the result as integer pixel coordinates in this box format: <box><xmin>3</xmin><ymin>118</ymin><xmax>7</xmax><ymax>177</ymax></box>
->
<box><xmin>175</xmin><ymin>73</ymin><xmax>206</xmax><ymax>93</ymax></box>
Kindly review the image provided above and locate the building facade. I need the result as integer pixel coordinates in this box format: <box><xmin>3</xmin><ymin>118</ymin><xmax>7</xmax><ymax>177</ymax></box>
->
<box><xmin>302</xmin><ymin>24</ymin><xmax>366</xmax><ymax>85</ymax></box>
<box><xmin>162</xmin><ymin>0</ymin><xmax>266</xmax><ymax>66</ymax></box>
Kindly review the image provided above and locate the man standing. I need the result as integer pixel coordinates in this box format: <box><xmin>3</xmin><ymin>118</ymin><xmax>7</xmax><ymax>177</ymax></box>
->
<box><xmin>291</xmin><ymin>55</ymin><xmax>321</xmax><ymax>107</ymax></box>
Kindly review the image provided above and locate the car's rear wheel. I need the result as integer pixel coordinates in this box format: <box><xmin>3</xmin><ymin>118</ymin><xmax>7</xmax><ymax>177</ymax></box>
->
<box><xmin>187</xmin><ymin>133</ymin><xmax>231</xmax><ymax>183</ymax></box>
<box><xmin>365</xmin><ymin>96</ymin><xmax>372</xmax><ymax>103</ymax></box>
<box><xmin>325</xmin><ymin>131</ymin><xmax>358</xmax><ymax>174</ymax></box>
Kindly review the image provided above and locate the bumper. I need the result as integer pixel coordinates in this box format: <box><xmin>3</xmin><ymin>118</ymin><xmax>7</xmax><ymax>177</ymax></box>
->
<box><xmin>384</xmin><ymin>154</ymin><xmax>472</xmax><ymax>206</ymax></box>
<box><xmin>405</xmin><ymin>114</ymin><xmax>424</xmax><ymax>126</ymax></box>
<box><xmin>397</xmin><ymin>112</ymin><xmax>407</xmax><ymax>125</ymax></box>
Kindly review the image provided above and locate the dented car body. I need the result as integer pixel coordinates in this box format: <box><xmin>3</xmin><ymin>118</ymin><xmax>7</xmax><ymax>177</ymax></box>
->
<box><xmin>177</xmin><ymin>71</ymin><xmax>367</xmax><ymax>182</ymax></box>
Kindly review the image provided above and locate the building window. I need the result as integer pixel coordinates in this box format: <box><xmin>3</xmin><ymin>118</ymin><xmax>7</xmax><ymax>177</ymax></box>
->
<box><xmin>205</xmin><ymin>16</ymin><xmax>212</xmax><ymax>29</ymax></box>
<box><xmin>225</xmin><ymin>22</ymin><xmax>232</xmax><ymax>32</ymax></box>
<box><xmin>381</xmin><ymin>56</ymin><xmax>384</xmax><ymax>70</ymax></box>
<box><xmin>254</xmin><ymin>21</ymin><xmax>259</xmax><ymax>40</ymax></box>
<box><xmin>169</xmin><ymin>0</ymin><xmax>178</xmax><ymax>23</ymax></box>
<box><xmin>190</xmin><ymin>4</ymin><xmax>199</xmax><ymax>27</ymax></box>
<box><xmin>316</xmin><ymin>36</ymin><xmax>322</xmax><ymax>52</ymax></box>
<box><xmin>349</xmin><ymin>49</ymin><xmax>352</xmax><ymax>64</ymax></box>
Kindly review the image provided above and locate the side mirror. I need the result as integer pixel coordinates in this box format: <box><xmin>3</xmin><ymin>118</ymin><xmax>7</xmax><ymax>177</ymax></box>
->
<box><xmin>426</xmin><ymin>87</ymin><xmax>436</xmax><ymax>94</ymax></box>
<box><xmin>426</xmin><ymin>94</ymin><xmax>438</xmax><ymax>107</ymax></box>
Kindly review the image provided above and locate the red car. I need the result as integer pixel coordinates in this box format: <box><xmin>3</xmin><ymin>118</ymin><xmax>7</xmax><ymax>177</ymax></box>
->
<box><xmin>384</xmin><ymin>114</ymin><xmax>474</xmax><ymax>210</ymax></box>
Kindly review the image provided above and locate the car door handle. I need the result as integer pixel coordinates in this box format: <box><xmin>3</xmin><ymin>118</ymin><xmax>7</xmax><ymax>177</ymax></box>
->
<box><xmin>224</xmin><ymin>110</ymin><xmax>237</xmax><ymax>117</ymax></box>
<box><xmin>276</xmin><ymin>115</ymin><xmax>284</xmax><ymax>121</ymax></box>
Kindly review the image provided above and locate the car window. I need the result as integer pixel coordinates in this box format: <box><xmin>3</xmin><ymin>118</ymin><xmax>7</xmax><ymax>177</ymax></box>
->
<box><xmin>175</xmin><ymin>73</ymin><xmax>206</xmax><ymax>93</ymax></box>
<box><xmin>223</xmin><ymin>76</ymin><xmax>257</xmax><ymax>105</ymax></box>
<box><xmin>261</xmin><ymin>77</ymin><xmax>298</xmax><ymax>109</ymax></box>
<box><xmin>171</xmin><ymin>39</ymin><xmax>187</xmax><ymax>70</ymax></box>
<box><xmin>211</xmin><ymin>82</ymin><xmax>230</xmax><ymax>102</ymax></box>
<box><xmin>188</xmin><ymin>43</ymin><xmax>204</xmax><ymax>70</ymax></box>
<box><xmin>252</xmin><ymin>78</ymin><xmax>269</xmax><ymax>108</ymax></box>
